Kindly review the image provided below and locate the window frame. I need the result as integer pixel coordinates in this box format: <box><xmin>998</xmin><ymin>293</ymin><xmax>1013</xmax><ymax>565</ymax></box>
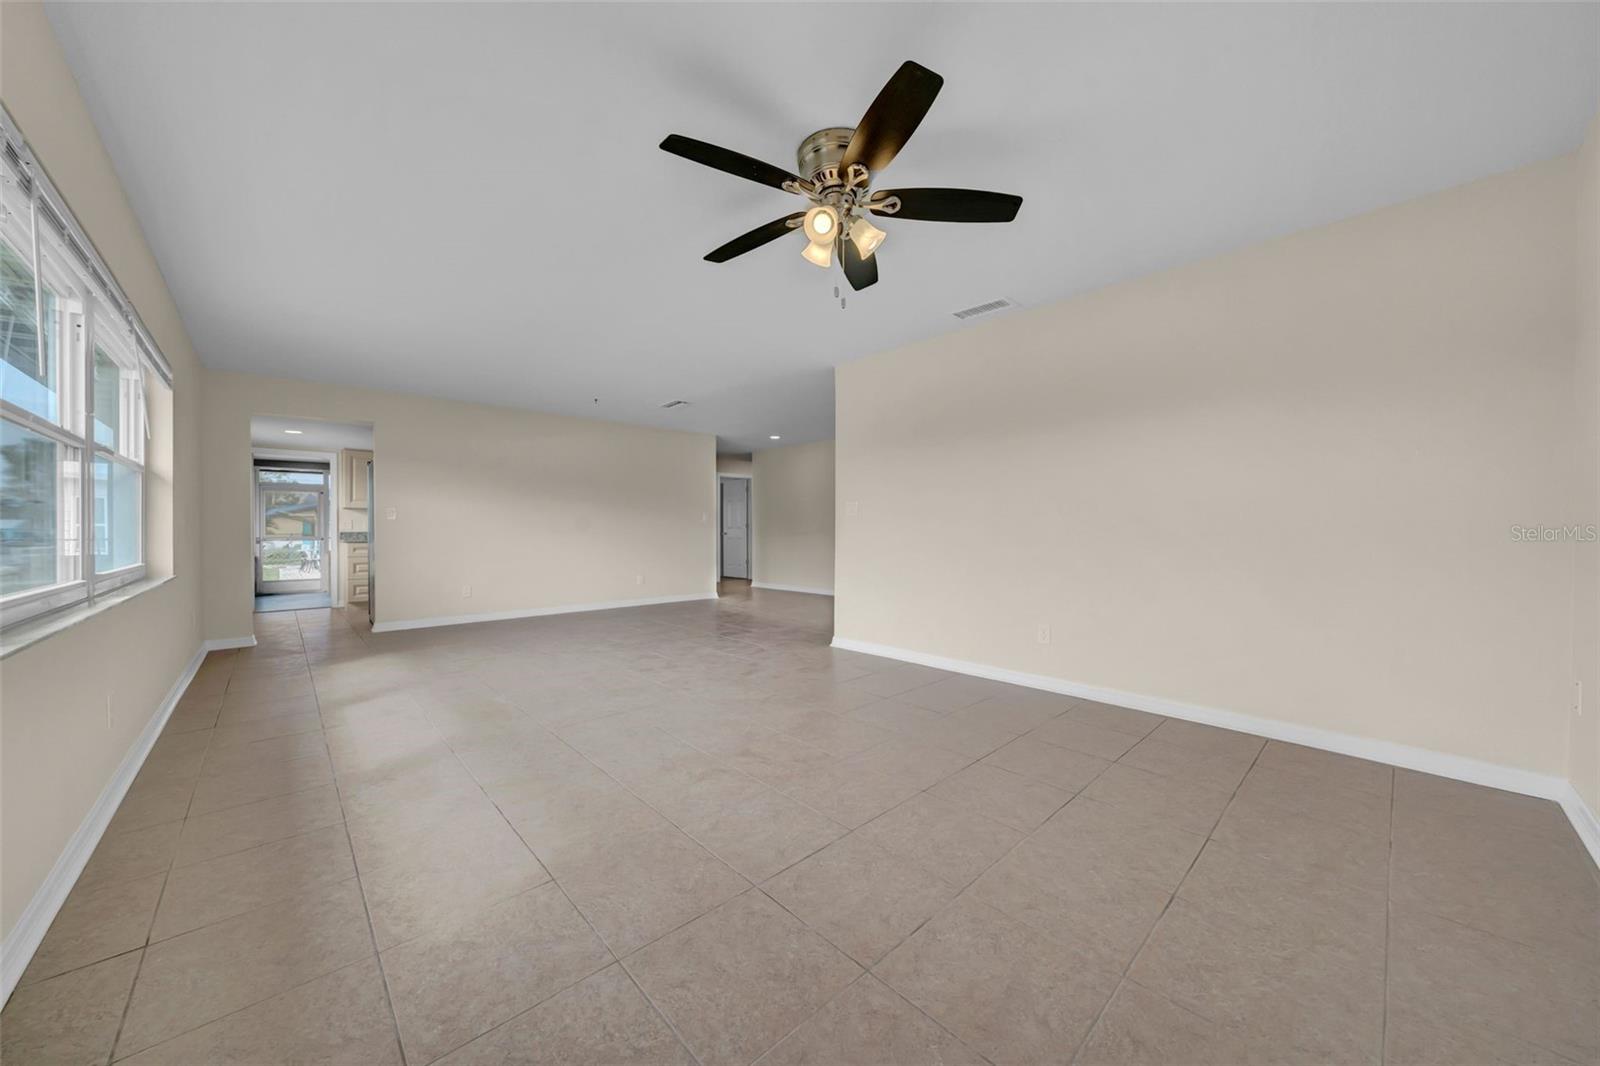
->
<box><xmin>85</xmin><ymin>290</ymin><xmax>146</xmax><ymax>594</ymax></box>
<box><xmin>0</xmin><ymin>230</ymin><xmax>89</xmax><ymax>625</ymax></box>
<box><xmin>0</xmin><ymin>404</ymin><xmax>87</xmax><ymax>624</ymax></box>
<box><xmin>1</xmin><ymin>105</ymin><xmax>168</xmax><ymax>633</ymax></box>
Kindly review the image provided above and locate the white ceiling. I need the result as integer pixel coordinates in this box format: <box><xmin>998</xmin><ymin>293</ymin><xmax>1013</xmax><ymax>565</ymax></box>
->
<box><xmin>250</xmin><ymin>415</ymin><xmax>372</xmax><ymax>454</ymax></box>
<box><xmin>45</xmin><ymin>2</ymin><xmax>1600</xmax><ymax>454</ymax></box>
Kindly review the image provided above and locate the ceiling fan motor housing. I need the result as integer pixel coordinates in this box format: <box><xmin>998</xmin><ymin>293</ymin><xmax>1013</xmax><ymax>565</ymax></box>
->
<box><xmin>797</xmin><ymin>127</ymin><xmax>856</xmax><ymax>187</ymax></box>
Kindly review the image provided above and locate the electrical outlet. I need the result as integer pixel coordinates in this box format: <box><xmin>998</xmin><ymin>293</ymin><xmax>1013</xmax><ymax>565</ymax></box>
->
<box><xmin>461</xmin><ymin>585</ymin><xmax>472</xmax><ymax>599</ymax></box>
<box><xmin>636</xmin><ymin>574</ymin><xmax>644</xmax><ymax>586</ymax></box>
<box><xmin>1036</xmin><ymin>624</ymin><xmax>1051</xmax><ymax>645</ymax></box>
<box><xmin>844</xmin><ymin>500</ymin><xmax>860</xmax><ymax>517</ymax></box>
<box><xmin>385</xmin><ymin>506</ymin><xmax>397</xmax><ymax>520</ymax></box>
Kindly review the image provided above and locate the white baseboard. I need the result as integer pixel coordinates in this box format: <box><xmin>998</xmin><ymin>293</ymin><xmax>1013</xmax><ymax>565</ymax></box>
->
<box><xmin>752</xmin><ymin>582</ymin><xmax>835</xmax><ymax>597</ymax></box>
<box><xmin>1</xmin><ymin>640</ymin><xmax>210</xmax><ymax>1005</ymax></box>
<box><xmin>371</xmin><ymin>593</ymin><xmax>717</xmax><ymax>634</ymax></box>
<box><xmin>831</xmin><ymin>636</ymin><xmax>1575</xmax><ymax>807</ymax></box>
<box><xmin>1560</xmin><ymin>784</ymin><xmax>1600</xmax><ymax>870</ymax></box>
<box><xmin>205</xmin><ymin>635</ymin><xmax>257</xmax><ymax>650</ymax></box>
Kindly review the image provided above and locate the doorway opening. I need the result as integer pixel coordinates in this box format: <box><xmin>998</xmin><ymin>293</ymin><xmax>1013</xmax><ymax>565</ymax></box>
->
<box><xmin>254</xmin><ymin>460</ymin><xmax>330</xmax><ymax>610</ymax></box>
<box><xmin>249</xmin><ymin>416</ymin><xmax>374</xmax><ymax>617</ymax></box>
<box><xmin>718</xmin><ymin>474</ymin><xmax>751</xmax><ymax>591</ymax></box>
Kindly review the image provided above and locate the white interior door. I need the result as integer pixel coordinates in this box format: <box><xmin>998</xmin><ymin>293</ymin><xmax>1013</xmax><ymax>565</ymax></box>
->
<box><xmin>721</xmin><ymin>477</ymin><xmax>749</xmax><ymax>579</ymax></box>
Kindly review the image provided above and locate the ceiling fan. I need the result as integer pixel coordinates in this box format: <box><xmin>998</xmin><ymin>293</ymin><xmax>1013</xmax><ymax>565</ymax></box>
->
<box><xmin>660</xmin><ymin>60</ymin><xmax>1022</xmax><ymax>292</ymax></box>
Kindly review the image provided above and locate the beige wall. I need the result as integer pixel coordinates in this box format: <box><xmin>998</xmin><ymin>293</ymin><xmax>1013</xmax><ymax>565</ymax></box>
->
<box><xmin>753</xmin><ymin>440</ymin><xmax>835</xmax><ymax>594</ymax></box>
<box><xmin>837</xmin><ymin>156</ymin><xmax>1580</xmax><ymax>779</ymax></box>
<box><xmin>1572</xmin><ymin>113</ymin><xmax>1600</xmax><ymax>812</ymax></box>
<box><xmin>0</xmin><ymin>4</ymin><xmax>206</xmax><ymax>939</ymax></box>
<box><xmin>716</xmin><ymin>454</ymin><xmax>753</xmax><ymax>477</ymax></box>
<box><xmin>203</xmin><ymin>370</ymin><xmax>716</xmax><ymax>638</ymax></box>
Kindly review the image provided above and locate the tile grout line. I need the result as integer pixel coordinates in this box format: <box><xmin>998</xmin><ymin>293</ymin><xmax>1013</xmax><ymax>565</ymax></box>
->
<box><xmin>638</xmin><ymin>717</ymin><xmax>861</xmax><ymax>837</ymax></box>
<box><xmin>1066</xmin><ymin>734</ymin><xmax>1269</xmax><ymax>1066</ymax></box>
<box><xmin>753</xmin><ymin>968</ymin><xmax>1000</xmax><ymax>1066</ymax></box>
<box><xmin>102</xmin><ymin>650</ymin><xmax>240</xmax><ymax>1062</ymax></box>
<box><xmin>301</xmin><ymin>608</ymin><xmax>411</xmax><ymax>1066</ymax></box>
<box><xmin>421</xmin><ymin>688</ymin><xmax>708</xmax><ymax>1066</ymax></box>
<box><xmin>519</xmin><ymin>716</ymin><xmax>758</xmax><ymax>932</ymax></box>
<box><xmin>103</xmin><ymin>799</ymin><xmax>187</xmax><ymax>1060</ymax></box>
<box><xmin>616</xmin><ymin>692</ymin><xmax>1135</xmax><ymax>1060</ymax></box>
<box><xmin>462</xmin><ymin>659</ymin><xmax>942</xmax><ymax>1062</ymax></box>
<box><xmin>107</xmin><ymin>616</ymin><xmax>385</xmax><ymax>1061</ymax></box>
<box><xmin>748</xmin><ymin>881</ymin><xmax>998</xmax><ymax>1066</ymax></box>
<box><xmin>743</xmin><ymin>705</ymin><xmax>1129</xmax><ymax>1066</ymax></box>
<box><xmin>102</xmin><ymin>652</ymin><xmax>235</xmax><ymax>1062</ymax></box>
<box><xmin>144</xmin><ymin>710</ymin><xmax>343</xmax><ymax>944</ymax></box>
<box><xmin>612</xmin><ymin>961</ymin><xmax>710</xmax><ymax>1066</ymax></box>
<box><xmin>1077</xmin><ymin>743</ymin><xmax>1412</xmax><ymax>1061</ymax></box>
<box><xmin>849</xmin><ymin>714</ymin><xmax>1131</xmax><ymax>1066</ymax></box>
<box><xmin>1380</xmin><ymin>787</ymin><xmax>1592</xmax><ymax>1064</ymax></box>
<box><xmin>111</xmin><ymin>954</ymin><xmax>377</xmax><ymax>1062</ymax></box>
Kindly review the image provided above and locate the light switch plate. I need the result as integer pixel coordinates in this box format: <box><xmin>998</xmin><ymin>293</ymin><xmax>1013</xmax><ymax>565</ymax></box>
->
<box><xmin>385</xmin><ymin>507</ymin><xmax>397</xmax><ymax>520</ymax></box>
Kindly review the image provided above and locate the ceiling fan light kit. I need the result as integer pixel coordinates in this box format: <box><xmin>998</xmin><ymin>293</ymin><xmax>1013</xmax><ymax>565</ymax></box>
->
<box><xmin>800</xmin><ymin>236</ymin><xmax>833</xmax><ymax>269</ymax></box>
<box><xmin>849</xmin><ymin>216</ymin><xmax>888</xmax><ymax>259</ymax></box>
<box><xmin>660</xmin><ymin>60</ymin><xmax>1023</xmax><ymax>292</ymax></box>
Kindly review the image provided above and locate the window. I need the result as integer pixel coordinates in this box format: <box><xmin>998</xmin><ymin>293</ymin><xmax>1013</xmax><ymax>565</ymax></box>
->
<box><xmin>1</xmin><ymin>241</ymin><xmax>59</xmax><ymax>424</ymax></box>
<box><xmin>1</xmin><ymin>108</ymin><xmax>173</xmax><ymax>630</ymax></box>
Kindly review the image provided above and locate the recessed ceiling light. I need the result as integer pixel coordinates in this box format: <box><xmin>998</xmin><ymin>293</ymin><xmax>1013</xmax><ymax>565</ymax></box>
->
<box><xmin>769</xmin><ymin>435</ymin><xmax>781</xmax><ymax>440</ymax></box>
<box><xmin>283</xmin><ymin>429</ymin><xmax>304</xmax><ymax>435</ymax></box>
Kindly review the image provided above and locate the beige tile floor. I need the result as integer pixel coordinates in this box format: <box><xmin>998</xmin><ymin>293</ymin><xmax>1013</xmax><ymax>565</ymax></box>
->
<box><xmin>4</xmin><ymin>585</ymin><xmax>1598</xmax><ymax>1065</ymax></box>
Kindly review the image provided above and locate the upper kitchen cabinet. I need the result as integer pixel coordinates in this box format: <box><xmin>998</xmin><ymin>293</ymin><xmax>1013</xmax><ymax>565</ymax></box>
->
<box><xmin>341</xmin><ymin>448</ymin><xmax>373</xmax><ymax>509</ymax></box>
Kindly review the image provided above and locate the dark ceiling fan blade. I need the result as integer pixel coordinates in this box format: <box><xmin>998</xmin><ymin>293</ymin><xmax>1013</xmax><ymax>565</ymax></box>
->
<box><xmin>660</xmin><ymin>134</ymin><xmax>806</xmax><ymax>191</ymax></box>
<box><xmin>870</xmin><ymin>188</ymin><xmax>1023</xmax><ymax>223</ymax></box>
<box><xmin>839</xmin><ymin>61</ymin><xmax>944</xmax><ymax>176</ymax></box>
<box><xmin>704</xmin><ymin>213</ymin><xmax>805</xmax><ymax>263</ymax></box>
<box><xmin>839</xmin><ymin>237</ymin><xmax>879</xmax><ymax>291</ymax></box>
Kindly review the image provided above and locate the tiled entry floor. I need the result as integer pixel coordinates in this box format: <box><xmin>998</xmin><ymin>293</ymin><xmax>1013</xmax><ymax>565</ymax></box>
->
<box><xmin>4</xmin><ymin>591</ymin><xmax>1597</xmax><ymax>1066</ymax></box>
<box><xmin>253</xmin><ymin>591</ymin><xmax>334</xmax><ymax>613</ymax></box>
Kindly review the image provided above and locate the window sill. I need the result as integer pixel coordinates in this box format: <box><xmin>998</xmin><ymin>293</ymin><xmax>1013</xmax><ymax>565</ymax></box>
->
<box><xmin>0</xmin><ymin>574</ymin><xmax>176</xmax><ymax>661</ymax></box>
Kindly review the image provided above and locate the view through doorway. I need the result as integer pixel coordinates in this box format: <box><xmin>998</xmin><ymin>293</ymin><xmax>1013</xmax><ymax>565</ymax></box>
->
<box><xmin>250</xmin><ymin>416</ymin><xmax>374</xmax><ymax>615</ymax></box>
<box><xmin>254</xmin><ymin>460</ymin><xmax>330</xmax><ymax>609</ymax></box>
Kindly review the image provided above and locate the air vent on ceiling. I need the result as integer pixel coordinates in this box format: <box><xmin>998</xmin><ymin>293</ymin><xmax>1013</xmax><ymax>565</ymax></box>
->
<box><xmin>951</xmin><ymin>297</ymin><xmax>1016</xmax><ymax>321</ymax></box>
<box><xmin>658</xmin><ymin>399</ymin><xmax>691</xmax><ymax>409</ymax></box>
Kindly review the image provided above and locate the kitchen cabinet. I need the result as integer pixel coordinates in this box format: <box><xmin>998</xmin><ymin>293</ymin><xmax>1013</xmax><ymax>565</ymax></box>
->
<box><xmin>341</xmin><ymin>449</ymin><xmax>373</xmax><ymax>509</ymax></box>
<box><xmin>347</xmin><ymin>542</ymin><xmax>369</xmax><ymax>603</ymax></box>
